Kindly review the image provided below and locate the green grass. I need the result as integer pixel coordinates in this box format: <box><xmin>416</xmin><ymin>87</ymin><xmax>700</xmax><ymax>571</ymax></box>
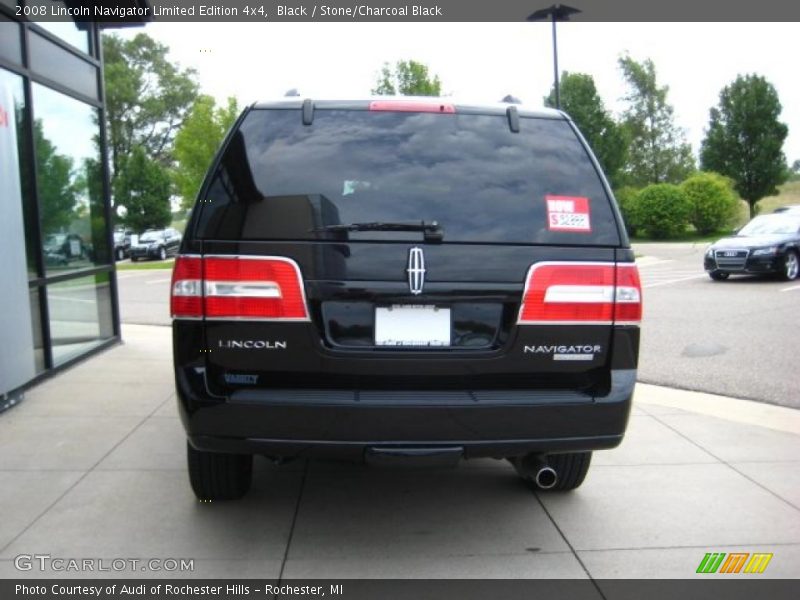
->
<box><xmin>631</xmin><ymin>231</ymin><xmax>731</xmax><ymax>243</ymax></box>
<box><xmin>116</xmin><ymin>259</ymin><xmax>175</xmax><ymax>271</ymax></box>
<box><xmin>741</xmin><ymin>180</ymin><xmax>800</xmax><ymax>224</ymax></box>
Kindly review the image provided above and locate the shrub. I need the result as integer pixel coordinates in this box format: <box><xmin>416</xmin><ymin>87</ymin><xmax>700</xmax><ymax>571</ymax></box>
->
<box><xmin>636</xmin><ymin>183</ymin><xmax>691</xmax><ymax>239</ymax></box>
<box><xmin>614</xmin><ymin>186</ymin><xmax>642</xmax><ymax>236</ymax></box>
<box><xmin>680</xmin><ymin>172</ymin><xmax>739</xmax><ymax>234</ymax></box>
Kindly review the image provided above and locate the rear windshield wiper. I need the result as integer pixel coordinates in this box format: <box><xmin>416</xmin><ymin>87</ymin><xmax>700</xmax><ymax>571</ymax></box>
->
<box><xmin>311</xmin><ymin>221</ymin><xmax>444</xmax><ymax>242</ymax></box>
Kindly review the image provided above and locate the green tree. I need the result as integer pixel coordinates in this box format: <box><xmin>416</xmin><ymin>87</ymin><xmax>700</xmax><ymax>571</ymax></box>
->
<box><xmin>614</xmin><ymin>186</ymin><xmax>642</xmax><ymax>237</ymax></box>
<box><xmin>637</xmin><ymin>183</ymin><xmax>691</xmax><ymax>239</ymax></box>
<box><xmin>618</xmin><ymin>55</ymin><xmax>695</xmax><ymax>186</ymax></box>
<box><xmin>680</xmin><ymin>172</ymin><xmax>739</xmax><ymax>234</ymax></box>
<box><xmin>372</xmin><ymin>60</ymin><xmax>442</xmax><ymax>96</ymax></box>
<box><xmin>545</xmin><ymin>72</ymin><xmax>628</xmax><ymax>187</ymax></box>
<box><xmin>700</xmin><ymin>75</ymin><xmax>789</xmax><ymax>219</ymax></box>
<box><xmin>73</xmin><ymin>156</ymin><xmax>111</xmax><ymax>261</ymax></box>
<box><xmin>113</xmin><ymin>146</ymin><xmax>172</xmax><ymax>233</ymax></box>
<box><xmin>103</xmin><ymin>33</ymin><xmax>198</xmax><ymax>194</ymax></box>
<box><xmin>173</xmin><ymin>95</ymin><xmax>239</xmax><ymax>209</ymax></box>
<box><xmin>33</xmin><ymin>120</ymin><xmax>78</xmax><ymax>235</ymax></box>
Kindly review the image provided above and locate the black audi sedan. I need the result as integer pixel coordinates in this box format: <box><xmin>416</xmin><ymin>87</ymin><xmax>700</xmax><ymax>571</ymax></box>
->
<box><xmin>704</xmin><ymin>213</ymin><xmax>800</xmax><ymax>281</ymax></box>
<box><xmin>129</xmin><ymin>228</ymin><xmax>182</xmax><ymax>261</ymax></box>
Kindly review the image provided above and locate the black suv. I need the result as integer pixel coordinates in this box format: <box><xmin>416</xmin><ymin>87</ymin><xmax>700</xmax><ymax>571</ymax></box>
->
<box><xmin>172</xmin><ymin>98</ymin><xmax>642</xmax><ymax>500</ymax></box>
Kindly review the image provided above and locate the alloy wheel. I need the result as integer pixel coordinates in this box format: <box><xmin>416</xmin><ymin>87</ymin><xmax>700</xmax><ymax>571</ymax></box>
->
<box><xmin>786</xmin><ymin>252</ymin><xmax>799</xmax><ymax>280</ymax></box>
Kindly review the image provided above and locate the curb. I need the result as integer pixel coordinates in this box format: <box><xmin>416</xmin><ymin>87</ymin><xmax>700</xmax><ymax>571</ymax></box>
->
<box><xmin>635</xmin><ymin>383</ymin><xmax>800</xmax><ymax>435</ymax></box>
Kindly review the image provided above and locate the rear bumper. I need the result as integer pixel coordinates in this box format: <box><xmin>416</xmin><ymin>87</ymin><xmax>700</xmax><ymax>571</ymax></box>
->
<box><xmin>176</xmin><ymin>368</ymin><xmax>636</xmax><ymax>460</ymax></box>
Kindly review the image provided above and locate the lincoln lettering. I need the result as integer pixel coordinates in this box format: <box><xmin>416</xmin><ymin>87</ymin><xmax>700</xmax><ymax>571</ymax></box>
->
<box><xmin>218</xmin><ymin>340</ymin><xmax>287</xmax><ymax>350</ymax></box>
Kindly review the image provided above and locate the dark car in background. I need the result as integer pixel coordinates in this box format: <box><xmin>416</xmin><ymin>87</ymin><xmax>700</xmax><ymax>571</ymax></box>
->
<box><xmin>171</xmin><ymin>98</ymin><xmax>642</xmax><ymax>500</ymax></box>
<box><xmin>704</xmin><ymin>213</ymin><xmax>800</xmax><ymax>280</ymax></box>
<box><xmin>113</xmin><ymin>229</ymin><xmax>133</xmax><ymax>261</ymax></box>
<box><xmin>43</xmin><ymin>232</ymin><xmax>92</xmax><ymax>265</ymax></box>
<box><xmin>130</xmin><ymin>228</ymin><xmax>182</xmax><ymax>261</ymax></box>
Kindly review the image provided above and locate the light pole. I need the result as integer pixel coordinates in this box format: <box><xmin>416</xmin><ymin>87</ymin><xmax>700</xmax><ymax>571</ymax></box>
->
<box><xmin>527</xmin><ymin>4</ymin><xmax>581</xmax><ymax>110</ymax></box>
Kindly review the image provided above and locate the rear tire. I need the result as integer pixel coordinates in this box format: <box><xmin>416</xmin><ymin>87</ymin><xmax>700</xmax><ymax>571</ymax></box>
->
<box><xmin>131</xmin><ymin>256</ymin><xmax>138</xmax><ymax>262</ymax></box>
<box><xmin>709</xmin><ymin>270</ymin><xmax>729</xmax><ymax>281</ymax></box>
<box><xmin>546</xmin><ymin>452</ymin><xmax>592</xmax><ymax>491</ymax></box>
<box><xmin>187</xmin><ymin>442</ymin><xmax>253</xmax><ymax>500</ymax></box>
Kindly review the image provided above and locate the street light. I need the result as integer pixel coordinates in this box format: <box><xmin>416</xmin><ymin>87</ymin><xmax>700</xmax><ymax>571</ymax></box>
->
<box><xmin>526</xmin><ymin>4</ymin><xmax>581</xmax><ymax>110</ymax></box>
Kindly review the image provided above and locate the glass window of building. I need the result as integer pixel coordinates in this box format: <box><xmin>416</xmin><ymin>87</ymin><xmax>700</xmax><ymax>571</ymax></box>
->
<box><xmin>28</xmin><ymin>288</ymin><xmax>46</xmax><ymax>374</ymax></box>
<box><xmin>0</xmin><ymin>15</ymin><xmax>22</xmax><ymax>65</ymax></box>
<box><xmin>33</xmin><ymin>83</ymin><xmax>110</xmax><ymax>276</ymax></box>
<box><xmin>28</xmin><ymin>32</ymin><xmax>98</xmax><ymax>100</ymax></box>
<box><xmin>34</xmin><ymin>4</ymin><xmax>91</xmax><ymax>54</ymax></box>
<box><xmin>46</xmin><ymin>273</ymin><xmax>114</xmax><ymax>366</ymax></box>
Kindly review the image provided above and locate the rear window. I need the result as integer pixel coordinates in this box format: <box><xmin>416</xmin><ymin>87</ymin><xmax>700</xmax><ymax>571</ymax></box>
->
<box><xmin>195</xmin><ymin>109</ymin><xmax>620</xmax><ymax>245</ymax></box>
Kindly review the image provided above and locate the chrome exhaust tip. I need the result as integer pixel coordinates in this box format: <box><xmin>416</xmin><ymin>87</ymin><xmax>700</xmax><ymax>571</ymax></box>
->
<box><xmin>513</xmin><ymin>454</ymin><xmax>559</xmax><ymax>489</ymax></box>
<box><xmin>534</xmin><ymin>465</ymin><xmax>558</xmax><ymax>490</ymax></box>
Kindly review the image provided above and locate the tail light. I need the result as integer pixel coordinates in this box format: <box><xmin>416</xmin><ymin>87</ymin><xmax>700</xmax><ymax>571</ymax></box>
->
<box><xmin>613</xmin><ymin>264</ymin><xmax>643</xmax><ymax>325</ymax></box>
<box><xmin>170</xmin><ymin>255</ymin><xmax>309</xmax><ymax>321</ymax></box>
<box><xmin>170</xmin><ymin>255</ymin><xmax>203</xmax><ymax>318</ymax></box>
<box><xmin>517</xmin><ymin>262</ymin><xmax>642</xmax><ymax>325</ymax></box>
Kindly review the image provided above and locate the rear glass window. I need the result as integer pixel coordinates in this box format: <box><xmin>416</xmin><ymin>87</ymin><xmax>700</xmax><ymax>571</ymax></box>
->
<box><xmin>196</xmin><ymin>109</ymin><xmax>620</xmax><ymax>245</ymax></box>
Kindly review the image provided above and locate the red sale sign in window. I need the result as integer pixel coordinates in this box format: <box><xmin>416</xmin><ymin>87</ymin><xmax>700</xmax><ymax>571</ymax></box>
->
<box><xmin>546</xmin><ymin>195</ymin><xmax>592</xmax><ymax>233</ymax></box>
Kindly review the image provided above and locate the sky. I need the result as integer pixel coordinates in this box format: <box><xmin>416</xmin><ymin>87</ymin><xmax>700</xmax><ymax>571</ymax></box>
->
<box><xmin>117</xmin><ymin>22</ymin><xmax>800</xmax><ymax>163</ymax></box>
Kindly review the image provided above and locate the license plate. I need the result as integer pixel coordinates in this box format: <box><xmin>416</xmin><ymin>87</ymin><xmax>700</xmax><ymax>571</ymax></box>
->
<box><xmin>375</xmin><ymin>305</ymin><xmax>451</xmax><ymax>347</ymax></box>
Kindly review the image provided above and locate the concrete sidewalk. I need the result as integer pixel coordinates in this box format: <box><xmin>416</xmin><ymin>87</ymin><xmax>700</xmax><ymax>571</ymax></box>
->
<box><xmin>0</xmin><ymin>324</ymin><xmax>798</xmax><ymax>579</ymax></box>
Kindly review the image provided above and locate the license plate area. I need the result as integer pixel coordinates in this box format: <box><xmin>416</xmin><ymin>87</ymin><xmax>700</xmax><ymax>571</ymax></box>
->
<box><xmin>375</xmin><ymin>304</ymin><xmax>451</xmax><ymax>347</ymax></box>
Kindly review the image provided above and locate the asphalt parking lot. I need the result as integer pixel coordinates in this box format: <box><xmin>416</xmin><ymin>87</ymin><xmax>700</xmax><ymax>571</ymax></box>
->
<box><xmin>117</xmin><ymin>264</ymin><xmax>174</xmax><ymax>327</ymax></box>
<box><xmin>116</xmin><ymin>245</ymin><xmax>800</xmax><ymax>408</ymax></box>
<box><xmin>634</xmin><ymin>243</ymin><xmax>800</xmax><ymax>408</ymax></box>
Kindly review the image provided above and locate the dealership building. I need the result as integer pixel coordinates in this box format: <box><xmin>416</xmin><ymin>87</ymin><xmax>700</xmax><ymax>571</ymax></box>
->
<box><xmin>0</xmin><ymin>2</ymin><xmax>146</xmax><ymax>407</ymax></box>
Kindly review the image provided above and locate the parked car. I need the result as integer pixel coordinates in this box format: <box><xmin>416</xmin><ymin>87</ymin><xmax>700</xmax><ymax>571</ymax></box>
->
<box><xmin>171</xmin><ymin>98</ymin><xmax>642</xmax><ymax>500</ymax></box>
<box><xmin>113</xmin><ymin>229</ymin><xmax>133</xmax><ymax>261</ymax></box>
<box><xmin>129</xmin><ymin>228</ymin><xmax>181</xmax><ymax>261</ymax></box>
<box><xmin>773</xmin><ymin>205</ymin><xmax>800</xmax><ymax>215</ymax></box>
<box><xmin>704</xmin><ymin>213</ymin><xmax>800</xmax><ymax>280</ymax></box>
<box><xmin>43</xmin><ymin>232</ymin><xmax>89</xmax><ymax>264</ymax></box>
